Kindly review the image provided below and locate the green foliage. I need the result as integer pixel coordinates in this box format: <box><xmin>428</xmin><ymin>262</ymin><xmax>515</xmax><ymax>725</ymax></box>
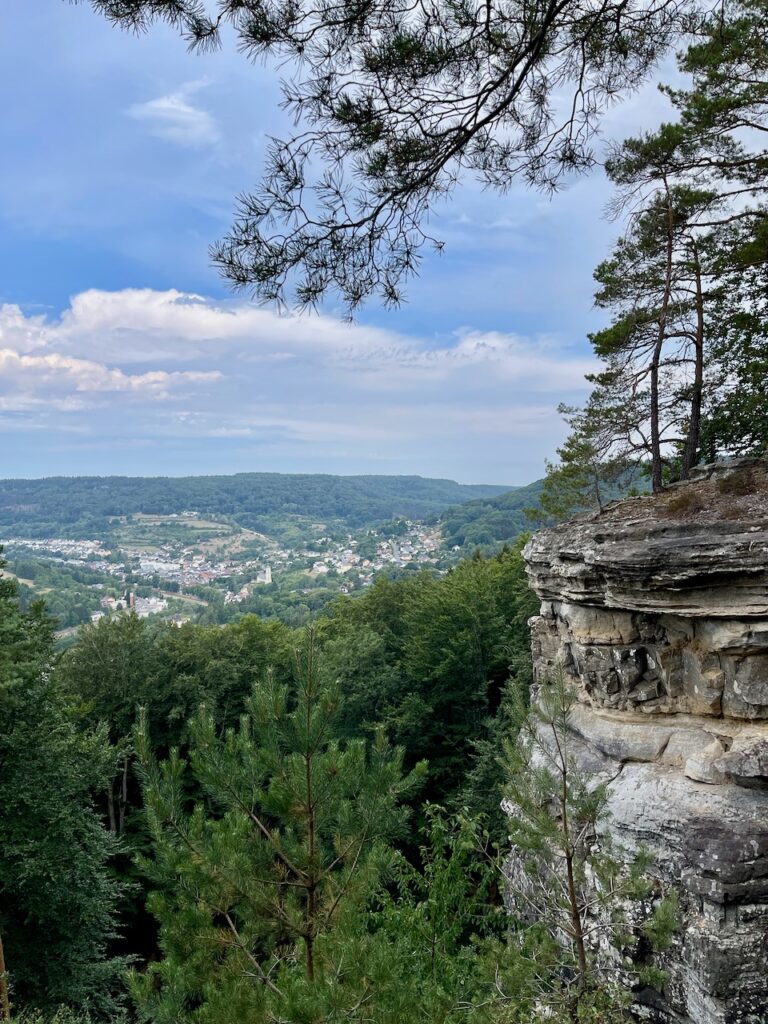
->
<box><xmin>8</xmin><ymin>557</ymin><xmax>113</xmax><ymax>627</ymax></box>
<box><xmin>499</xmin><ymin>670</ymin><xmax>679</xmax><ymax>1022</ymax></box>
<box><xmin>439</xmin><ymin>479</ymin><xmax>545</xmax><ymax>551</ymax></box>
<box><xmin>0</xmin><ymin>474</ymin><xmax>508</xmax><ymax>539</ymax></box>
<box><xmin>590</xmin><ymin>184</ymin><xmax>718</xmax><ymax>490</ymax></box>
<box><xmin>700</xmin><ymin>249</ymin><xmax>768</xmax><ymax>458</ymax></box>
<box><xmin>10</xmin><ymin>1009</ymin><xmax>98</xmax><ymax>1024</ymax></box>
<box><xmin>665</xmin><ymin>0</ymin><xmax>768</xmax><ymax>193</ymax></box>
<box><xmin>538</xmin><ymin>398</ymin><xmax>643</xmax><ymax>522</ymax></box>
<box><xmin>83</xmin><ymin>0</ymin><xmax>690</xmax><ymax>310</ymax></box>
<box><xmin>371</xmin><ymin>807</ymin><xmax>505</xmax><ymax>1023</ymax></box>
<box><xmin>0</xmin><ymin>563</ymin><xmax>126</xmax><ymax>1018</ymax></box>
<box><xmin>559</xmin><ymin>0</ymin><xmax>768</xmax><ymax>489</ymax></box>
<box><xmin>44</xmin><ymin>540</ymin><xmax>539</xmax><ymax>1009</ymax></box>
<box><xmin>131</xmin><ymin>630</ymin><xmax>427</xmax><ymax>1024</ymax></box>
<box><xmin>53</xmin><ymin>613</ymin><xmax>298</xmax><ymax>961</ymax></box>
<box><xmin>642</xmin><ymin>890</ymin><xmax>680</xmax><ymax>953</ymax></box>
<box><xmin>321</xmin><ymin>543</ymin><xmax>537</xmax><ymax>805</ymax></box>
<box><xmin>56</xmin><ymin>614</ymin><xmax>296</xmax><ymax>756</ymax></box>
<box><xmin>5</xmin><ymin>525</ymin><xmax>687</xmax><ymax>1022</ymax></box>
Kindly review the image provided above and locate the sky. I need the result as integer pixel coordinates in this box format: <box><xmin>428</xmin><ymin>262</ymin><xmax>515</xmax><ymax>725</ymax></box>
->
<box><xmin>0</xmin><ymin>2</ymin><xmax>679</xmax><ymax>485</ymax></box>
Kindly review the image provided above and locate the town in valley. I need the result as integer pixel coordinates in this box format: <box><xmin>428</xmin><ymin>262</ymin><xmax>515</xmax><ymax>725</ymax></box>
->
<box><xmin>0</xmin><ymin>511</ymin><xmax>448</xmax><ymax>633</ymax></box>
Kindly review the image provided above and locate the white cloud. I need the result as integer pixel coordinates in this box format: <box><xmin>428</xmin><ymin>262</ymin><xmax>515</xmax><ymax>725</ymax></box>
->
<box><xmin>332</xmin><ymin>330</ymin><xmax>596</xmax><ymax>393</ymax></box>
<box><xmin>0</xmin><ymin>348</ymin><xmax>218</xmax><ymax>395</ymax></box>
<box><xmin>0</xmin><ymin>303</ymin><xmax>53</xmax><ymax>354</ymax></box>
<box><xmin>47</xmin><ymin>288</ymin><xmax>405</xmax><ymax>363</ymax></box>
<box><xmin>42</xmin><ymin>288</ymin><xmax>597</xmax><ymax>389</ymax></box>
<box><xmin>127</xmin><ymin>81</ymin><xmax>220</xmax><ymax>148</ymax></box>
<box><xmin>0</xmin><ymin>306</ymin><xmax>222</xmax><ymax>417</ymax></box>
<box><xmin>0</xmin><ymin>287</ymin><xmax>594</xmax><ymax>482</ymax></box>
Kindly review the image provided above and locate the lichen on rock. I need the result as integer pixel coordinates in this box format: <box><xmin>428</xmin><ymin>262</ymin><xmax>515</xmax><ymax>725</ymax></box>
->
<box><xmin>520</xmin><ymin>458</ymin><xmax>768</xmax><ymax>1024</ymax></box>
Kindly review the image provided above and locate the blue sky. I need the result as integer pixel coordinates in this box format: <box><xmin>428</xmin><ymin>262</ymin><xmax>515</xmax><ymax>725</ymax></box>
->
<box><xmin>0</xmin><ymin>2</ymin><xmax>677</xmax><ymax>484</ymax></box>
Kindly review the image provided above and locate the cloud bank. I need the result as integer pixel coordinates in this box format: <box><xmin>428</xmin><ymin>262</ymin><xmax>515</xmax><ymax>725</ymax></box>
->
<box><xmin>0</xmin><ymin>288</ymin><xmax>594</xmax><ymax>481</ymax></box>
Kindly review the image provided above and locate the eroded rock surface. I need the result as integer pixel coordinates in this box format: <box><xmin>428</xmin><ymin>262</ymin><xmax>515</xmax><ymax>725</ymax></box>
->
<box><xmin>521</xmin><ymin>459</ymin><xmax>768</xmax><ymax>1024</ymax></box>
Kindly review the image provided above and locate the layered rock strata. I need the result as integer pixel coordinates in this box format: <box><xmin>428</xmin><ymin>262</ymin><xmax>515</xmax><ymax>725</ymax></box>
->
<box><xmin>522</xmin><ymin>459</ymin><xmax>768</xmax><ymax>1024</ymax></box>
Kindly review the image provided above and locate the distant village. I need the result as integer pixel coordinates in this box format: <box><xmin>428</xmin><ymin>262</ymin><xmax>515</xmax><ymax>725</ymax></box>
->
<box><xmin>1</xmin><ymin>516</ymin><xmax>444</xmax><ymax>624</ymax></box>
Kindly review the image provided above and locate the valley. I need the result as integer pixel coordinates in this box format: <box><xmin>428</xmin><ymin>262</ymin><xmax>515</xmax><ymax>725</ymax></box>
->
<box><xmin>0</xmin><ymin>474</ymin><xmax>510</xmax><ymax>632</ymax></box>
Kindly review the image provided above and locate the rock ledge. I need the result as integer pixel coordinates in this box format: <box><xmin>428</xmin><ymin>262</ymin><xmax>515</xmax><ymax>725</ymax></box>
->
<box><xmin>522</xmin><ymin>459</ymin><xmax>768</xmax><ymax>1023</ymax></box>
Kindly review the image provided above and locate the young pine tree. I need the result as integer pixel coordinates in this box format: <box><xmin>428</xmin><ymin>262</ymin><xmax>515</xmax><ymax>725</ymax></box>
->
<box><xmin>373</xmin><ymin>806</ymin><xmax>506</xmax><ymax>1024</ymax></box>
<box><xmin>538</xmin><ymin>390</ymin><xmax>639</xmax><ymax>522</ymax></box>
<box><xmin>498</xmin><ymin>670</ymin><xmax>678</xmax><ymax>1023</ymax></box>
<box><xmin>131</xmin><ymin>628</ymin><xmax>427</xmax><ymax>1024</ymax></box>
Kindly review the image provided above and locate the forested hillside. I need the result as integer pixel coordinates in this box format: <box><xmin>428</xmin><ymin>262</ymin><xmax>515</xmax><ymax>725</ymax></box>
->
<box><xmin>440</xmin><ymin>479</ymin><xmax>545</xmax><ymax>549</ymax></box>
<box><xmin>1</xmin><ymin>529</ymin><xmax>679</xmax><ymax>1023</ymax></box>
<box><xmin>0</xmin><ymin>474</ymin><xmax>509</xmax><ymax>538</ymax></box>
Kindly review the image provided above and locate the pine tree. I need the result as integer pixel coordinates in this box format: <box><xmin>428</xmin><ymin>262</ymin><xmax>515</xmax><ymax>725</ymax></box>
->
<box><xmin>497</xmin><ymin>670</ymin><xmax>678</xmax><ymax>1022</ymax></box>
<box><xmin>131</xmin><ymin>628</ymin><xmax>427</xmax><ymax>1024</ymax></box>
<box><xmin>699</xmin><ymin>221</ymin><xmax>768</xmax><ymax>458</ymax></box>
<box><xmin>372</xmin><ymin>806</ymin><xmax>505</xmax><ymax>1024</ymax></box>
<box><xmin>590</xmin><ymin>178</ymin><xmax>722</xmax><ymax>490</ymax></box>
<box><xmin>553</xmin><ymin>1</ymin><xmax>768</xmax><ymax>488</ymax></box>
<box><xmin>663</xmin><ymin>0</ymin><xmax>768</xmax><ymax>202</ymax></box>
<box><xmin>538</xmin><ymin>390</ymin><xmax>639</xmax><ymax>521</ymax></box>
<box><xmin>81</xmin><ymin>0</ymin><xmax>692</xmax><ymax>309</ymax></box>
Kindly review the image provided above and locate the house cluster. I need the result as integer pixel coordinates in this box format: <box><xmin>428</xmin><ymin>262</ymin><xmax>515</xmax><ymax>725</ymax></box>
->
<box><xmin>94</xmin><ymin>592</ymin><xmax>168</xmax><ymax>621</ymax></box>
<box><xmin>3</xmin><ymin>537</ymin><xmax>111</xmax><ymax>559</ymax></box>
<box><xmin>131</xmin><ymin>547</ymin><xmax>268</xmax><ymax>588</ymax></box>
<box><xmin>4</xmin><ymin>519</ymin><xmax>446</xmax><ymax>629</ymax></box>
<box><xmin>3</xmin><ymin>536</ymin><xmax>116</xmax><ymax>574</ymax></box>
<box><xmin>223</xmin><ymin>565</ymin><xmax>273</xmax><ymax>603</ymax></box>
<box><xmin>373</xmin><ymin>528</ymin><xmax>442</xmax><ymax>568</ymax></box>
<box><xmin>302</xmin><ymin>523</ymin><xmax>442</xmax><ymax>583</ymax></box>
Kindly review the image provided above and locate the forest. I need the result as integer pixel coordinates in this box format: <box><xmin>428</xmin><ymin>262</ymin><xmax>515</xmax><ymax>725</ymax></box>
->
<box><xmin>0</xmin><ymin>475</ymin><xmax>509</xmax><ymax>539</ymax></box>
<box><xmin>1</xmin><ymin>538</ymin><xmax>680</xmax><ymax>1024</ymax></box>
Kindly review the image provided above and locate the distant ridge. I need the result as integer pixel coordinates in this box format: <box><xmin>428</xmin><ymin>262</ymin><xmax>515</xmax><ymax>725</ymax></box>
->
<box><xmin>438</xmin><ymin>468</ymin><xmax>650</xmax><ymax>550</ymax></box>
<box><xmin>0</xmin><ymin>472</ymin><xmax>512</xmax><ymax>538</ymax></box>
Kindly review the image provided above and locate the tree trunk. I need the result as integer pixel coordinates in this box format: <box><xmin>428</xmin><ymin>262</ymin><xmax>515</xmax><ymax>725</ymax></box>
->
<box><xmin>592</xmin><ymin>468</ymin><xmax>604</xmax><ymax>511</ymax></box>
<box><xmin>304</xmin><ymin>634</ymin><xmax>316</xmax><ymax>984</ymax></box>
<box><xmin>107</xmin><ymin>785</ymin><xmax>117</xmax><ymax>834</ymax></box>
<box><xmin>305</xmin><ymin>887</ymin><xmax>316</xmax><ymax>984</ymax></box>
<box><xmin>563</xmin><ymin>837</ymin><xmax>588</xmax><ymax>984</ymax></box>
<box><xmin>651</xmin><ymin>187</ymin><xmax>676</xmax><ymax>493</ymax></box>
<box><xmin>559</xmin><ymin>761</ymin><xmax>588</xmax><ymax>987</ymax></box>
<box><xmin>0</xmin><ymin>928</ymin><xmax>11</xmax><ymax>1021</ymax></box>
<box><xmin>650</xmin><ymin>335</ymin><xmax>665</xmax><ymax>493</ymax></box>
<box><xmin>118</xmin><ymin>753</ymin><xmax>129</xmax><ymax>835</ymax></box>
<box><xmin>682</xmin><ymin>245</ymin><xmax>705</xmax><ymax>478</ymax></box>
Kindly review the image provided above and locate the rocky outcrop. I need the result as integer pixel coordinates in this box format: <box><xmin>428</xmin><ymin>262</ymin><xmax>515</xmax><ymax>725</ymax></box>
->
<box><xmin>522</xmin><ymin>459</ymin><xmax>768</xmax><ymax>1024</ymax></box>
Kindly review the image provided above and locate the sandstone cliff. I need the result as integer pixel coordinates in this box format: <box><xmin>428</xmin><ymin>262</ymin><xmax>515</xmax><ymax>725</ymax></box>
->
<box><xmin>522</xmin><ymin>458</ymin><xmax>768</xmax><ymax>1024</ymax></box>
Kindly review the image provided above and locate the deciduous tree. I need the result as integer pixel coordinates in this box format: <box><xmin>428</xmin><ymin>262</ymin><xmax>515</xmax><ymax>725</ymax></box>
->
<box><xmin>0</xmin><ymin>561</ymin><xmax>126</xmax><ymax>1018</ymax></box>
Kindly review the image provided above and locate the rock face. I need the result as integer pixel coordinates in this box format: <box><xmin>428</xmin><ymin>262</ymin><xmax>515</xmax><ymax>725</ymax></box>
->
<box><xmin>522</xmin><ymin>459</ymin><xmax>768</xmax><ymax>1024</ymax></box>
